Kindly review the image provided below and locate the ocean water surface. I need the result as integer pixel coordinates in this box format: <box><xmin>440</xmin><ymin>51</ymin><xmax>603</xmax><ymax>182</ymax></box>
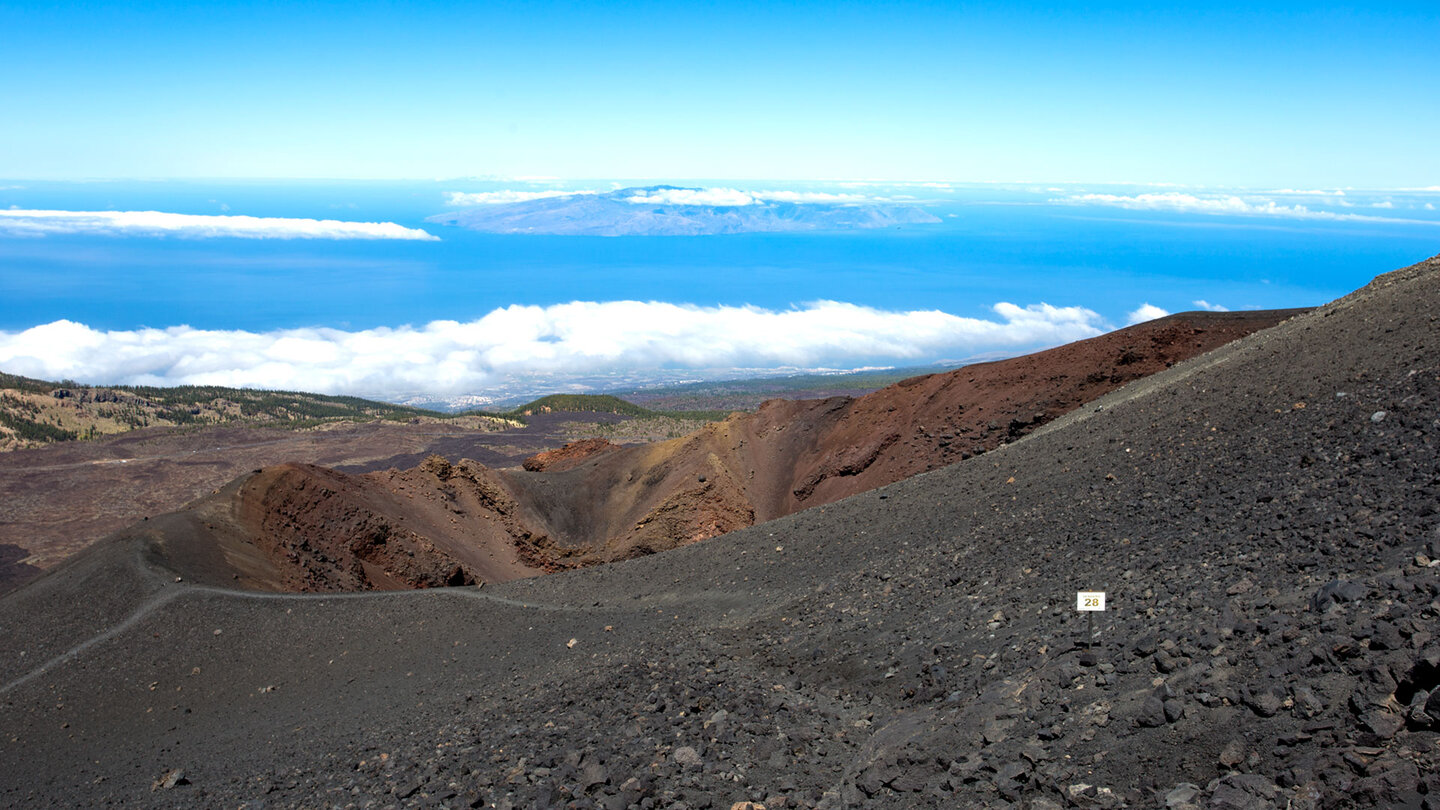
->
<box><xmin>1</xmin><ymin>180</ymin><xmax>1436</xmax><ymax>402</ymax></box>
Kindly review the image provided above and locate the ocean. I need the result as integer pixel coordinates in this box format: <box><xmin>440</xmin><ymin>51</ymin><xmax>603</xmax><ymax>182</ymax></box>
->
<box><xmin>1</xmin><ymin>179</ymin><xmax>1436</xmax><ymax>400</ymax></box>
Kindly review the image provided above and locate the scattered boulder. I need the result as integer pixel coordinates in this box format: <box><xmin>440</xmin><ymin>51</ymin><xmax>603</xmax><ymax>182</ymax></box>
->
<box><xmin>151</xmin><ymin>769</ymin><xmax>188</xmax><ymax>790</ymax></box>
<box><xmin>1136</xmin><ymin>695</ymin><xmax>1168</xmax><ymax>727</ymax></box>
<box><xmin>1218</xmin><ymin>739</ymin><xmax>1247</xmax><ymax>769</ymax></box>
<box><xmin>1292</xmin><ymin>685</ymin><xmax>1326</xmax><ymax>718</ymax></box>
<box><xmin>1358</xmin><ymin>709</ymin><xmax>1404</xmax><ymax>740</ymax></box>
<box><xmin>1207</xmin><ymin>773</ymin><xmax>1281</xmax><ymax>809</ymax></box>
<box><xmin>671</xmin><ymin>746</ymin><xmax>702</xmax><ymax>768</ymax></box>
<box><xmin>1164</xmin><ymin>782</ymin><xmax>1201</xmax><ymax>808</ymax></box>
<box><xmin>1310</xmin><ymin>580</ymin><xmax>1368</xmax><ymax>611</ymax></box>
<box><xmin>1243</xmin><ymin>684</ymin><xmax>1287</xmax><ymax>718</ymax></box>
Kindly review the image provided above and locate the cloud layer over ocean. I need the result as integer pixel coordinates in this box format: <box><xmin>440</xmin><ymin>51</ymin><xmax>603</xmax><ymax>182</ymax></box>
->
<box><xmin>443</xmin><ymin>190</ymin><xmax>601</xmax><ymax>206</ymax></box>
<box><xmin>0</xmin><ymin>300</ymin><xmax>1109</xmax><ymax>397</ymax></box>
<box><xmin>1058</xmin><ymin>192</ymin><xmax>1438</xmax><ymax>225</ymax></box>
<box><xmin>0</xmin><ymin>210</ymin><xmax>438</xmax><ymax>240</ymax></box>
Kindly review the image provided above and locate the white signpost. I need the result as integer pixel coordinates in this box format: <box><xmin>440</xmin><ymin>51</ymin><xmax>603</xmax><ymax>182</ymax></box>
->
<box><xmin>1077</xmin><ymin>591</ymin><xmax>1105</xmax><ymax>646</ymax></box>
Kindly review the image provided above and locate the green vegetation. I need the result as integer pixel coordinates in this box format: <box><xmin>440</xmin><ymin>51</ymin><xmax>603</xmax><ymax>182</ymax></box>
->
<box><xmin>0</xmin><ymin>392</ymin><xmax>41</xmax><ymax>416</ymax></box>
<box><xmin>505</xmin><ymin>393</ymin><xmax>731</xmax><ymax>424</ymax></box>
<box><xmin>0</xmin><ymin>410</ymin><xmax>78</xmax><ymax>443</ymax></box>
<box><xmin>119</xmin><ymin>384</ymin><xmax>443</xmax><ymax>422</ymax></box>
<box><xmin>610</xmin><ymin>364</ymin><xmax>957</xmax><ymax>412</ymax></box>
<box><xmin>0</xmin><ymin>372</ymin><xmax>66</xmax><ymax>395</ymax></box>
<box><xmin>508</xmin><ymin>394</ymin><xmax>654</xmax><ymax>418</ymax></box>
<box><xmin>0</xmin><ymin>372</ymin><xmax>516</xmax><ymax>451</ymax></box>
<box><xmin>0</xmin><ymin>373</ymin><xmax>730</xmax><ymax>453</ymax></box>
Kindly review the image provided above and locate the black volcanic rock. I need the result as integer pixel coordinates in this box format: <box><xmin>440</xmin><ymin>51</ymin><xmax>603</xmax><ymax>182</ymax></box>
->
<box><xmin>427</xmin><ymin>185</ymin><xmax>942</xmax><ymax>235</ymax></box>
<box><xmin>1</xmin><ymin>255</ymin><xmax>1438</xmax><ymax>807</ymax></box>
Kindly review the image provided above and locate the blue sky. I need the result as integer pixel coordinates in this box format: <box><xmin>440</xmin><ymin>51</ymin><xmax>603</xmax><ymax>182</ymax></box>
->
<box><xmin>2</xmin><ymin>1</ymin><xmax>1437</xmax><ymax>402</ymax></box>
<box><xmin>2</xmin><ymin>0</ymin><xmax>1437</xmax><ymax>186</ymax></box>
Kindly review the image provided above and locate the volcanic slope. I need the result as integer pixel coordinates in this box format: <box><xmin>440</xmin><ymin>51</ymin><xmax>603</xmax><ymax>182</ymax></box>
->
<box><xmin>192</xmin><ymin>308</ymin><xmax>1297</xmax><ymax>590</ymax></box>
<box><xmin>2</xmin><ymin>256</ymin><xmax>1437</xmax><ymax>807</ymax></box>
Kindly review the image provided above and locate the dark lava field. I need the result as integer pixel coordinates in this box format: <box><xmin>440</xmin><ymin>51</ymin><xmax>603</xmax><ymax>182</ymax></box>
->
<box><xmin>0</xmin><ymin>255</ymin><xmax>1437</xmax><ymax>809</ymax></box>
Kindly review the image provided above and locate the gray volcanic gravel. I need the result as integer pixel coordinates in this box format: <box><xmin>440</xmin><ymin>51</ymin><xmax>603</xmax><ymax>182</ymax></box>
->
<box><xmin>1</xmin><ymin>256</ymin><xmax>1438</xmax><ymax>809</ymax></box>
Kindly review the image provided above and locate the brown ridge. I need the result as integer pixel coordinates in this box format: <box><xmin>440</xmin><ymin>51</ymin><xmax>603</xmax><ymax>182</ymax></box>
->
<box><xmin>522</xmin><ymin>437</ymin><xmax>623</xmax><ymax>472</ymax></box>
<box><xmin>166</xmin><ymin>308</ymin><xmax>1304</xmax><ymax>590</ymax></box>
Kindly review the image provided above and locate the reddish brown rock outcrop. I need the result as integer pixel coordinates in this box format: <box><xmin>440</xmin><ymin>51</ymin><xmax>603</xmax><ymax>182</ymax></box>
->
<box><xmin>523</xmin><ymin>438</ymin><xmax>622</xmax><ymax>472</ymax></box>
<box><xmin>182</xmin><ymin>309</ymin><xmax>1302</xmax><ymax>590</ymax></box>
<box><xmin>224</xmin><ymin>459</ymin><xmax>552</xmax><ymax>591</ymax></box>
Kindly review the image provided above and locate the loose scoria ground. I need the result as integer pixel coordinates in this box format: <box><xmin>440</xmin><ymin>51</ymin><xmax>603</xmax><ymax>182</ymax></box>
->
<box><xmin>0</xmin><ymin>256</ymin><xmax>1437</xmax><ymax>808</ymax></box>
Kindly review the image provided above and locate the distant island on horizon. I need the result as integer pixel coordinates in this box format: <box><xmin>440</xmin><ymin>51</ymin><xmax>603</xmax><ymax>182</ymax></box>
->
<box><xmin>427</xmin><ymin>184</ymin><xmax>942</xmax><ymax>236</ymax></box>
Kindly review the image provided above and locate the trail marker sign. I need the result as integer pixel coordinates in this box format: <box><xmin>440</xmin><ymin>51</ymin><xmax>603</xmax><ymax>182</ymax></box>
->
<box><xmin>1076</xmin><ymin>591</ymin><xmax>1105</xmax><ymax>648</ymax></box>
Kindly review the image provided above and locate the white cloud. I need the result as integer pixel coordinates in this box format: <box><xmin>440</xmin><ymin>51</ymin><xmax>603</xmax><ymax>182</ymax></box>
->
<box><xmin>0</xmin><ymin>301</ymin><xmax>1107</xmax><ymax>397</ymax></box>
<box><xmin>621</xmin><ymin>188</ymin><xmax>877</xmax><ymax>206</ymax></box>
<box><xmin>1271</xmin><ymin>189</ymin><xmax>1345</xmax><ymax>196</ymax></box>
<box><xmin>1060</xmin><ymin>192</ymin><xmax>1438</xmax><ymax>225</ymax></box>
<box><xmin>0</xmin><ymin>209</ymin><xmax>437</xmax><ymax>240</ymax></box>
<box><xmin>1192</xmin><ymin>300</ymin><xmax>1229</xmax><ymax>312</ymax></box>
<box><xmin>752</xmin><ymin>190</ymin><xmax>871</xmax><ymax>203</ymax></box>
<box><xmin>1126</xmin><ymin>304</ymin><xmax>1170</xmax><ymax>325</ymax></box>
<box><xmin>444</xmin><ymin>189</ymin><xmax>599</xmax><ymax>206</ymax></box>
<box><xmin>624</xmin><ymin>188</ymin><xmax>760</xmax><ymax>206</ymax></box>
<box><xmin>1071</xmin><ymin>192</ymin><xmax>1313</xmax><ymax>217</ymax></box>
<box><xmin>1371</xmin><ymin>201</ymin><xmax>1394</xmax><ymax>209</ymax></box>
<box><xmin>1426</xmin><ymin>203</ymin><xmax>1436</xmax><ymax>211</ymax></box>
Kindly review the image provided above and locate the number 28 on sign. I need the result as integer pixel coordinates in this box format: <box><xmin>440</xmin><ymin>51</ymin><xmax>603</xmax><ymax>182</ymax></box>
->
<box><xmin>1077</xmin><ymin>591</ymin><xmax>1106</xmax><ymax>611</ymax></box>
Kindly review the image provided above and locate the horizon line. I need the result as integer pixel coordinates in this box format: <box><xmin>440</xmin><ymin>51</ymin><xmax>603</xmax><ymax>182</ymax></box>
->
<box><xmin>3</xmin><ymin>176</ymin><xmax>1438</xmax><ymax>192</ymax></box>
